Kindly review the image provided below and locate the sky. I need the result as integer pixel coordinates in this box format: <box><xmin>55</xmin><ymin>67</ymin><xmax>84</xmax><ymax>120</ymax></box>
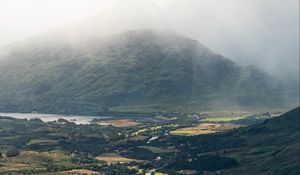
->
<box><xmin>0</xmin><ymin>0</ymin><xmax>299</xmax><ymax>79</ymax></box>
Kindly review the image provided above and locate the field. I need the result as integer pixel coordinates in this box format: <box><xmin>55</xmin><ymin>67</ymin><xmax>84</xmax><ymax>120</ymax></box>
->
<box><xmin>62</xmin><ymin>169</ymin><xmax>100</xmax><ymax>175</ymax></box>
<box><xmin>170</xmin><ymin>123</ymin><xmax>240</xmax><ymax>136</ymax></box>
<box><xmin>95</xmin><ymin>119</ymin><xmax>140</xmax><ymax>127</ymax></box>
<box><xmin>138</xmin><ymin>146</ymin><xmax>179</xmax><ymax>154</ymax></box>
<box><xmin>199</xmin><ymin>111</ymin><xmax>251</xmax><ymax>122</ymax></box>
<box><xmin>202</xmin><ymin>116</ymin><xmax>245</xmax><ymax>122</ymax></box>
<box><xmin>0</xmin><ymin>150</ymin><xmax>72</xmax><ymax>174</ymax></box>
<box><xmin>154</xmin><ymin>172</ymin><xmax>168</xmax><ymax>175</ymax></box>
<box><xmin>95</xmin><ymin>153</ymin><xmax>143</xmax><ymax>164</ymax></box>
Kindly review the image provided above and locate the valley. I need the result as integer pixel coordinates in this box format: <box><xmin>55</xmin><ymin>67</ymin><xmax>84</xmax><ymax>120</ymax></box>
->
<box><xmin>0</xmin><ymin>1</ymin><xmax>298</xmax><ymax>174</ymax></box>
<box><xmin>1</xmin><ymin>108</ymin><xmax>296</xmax><ymax>175</ymax></box>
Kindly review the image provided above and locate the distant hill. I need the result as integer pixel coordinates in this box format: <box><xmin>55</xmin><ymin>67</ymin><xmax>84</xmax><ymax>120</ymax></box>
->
<box><xmin>0</xmin><ymin>30</ymin><xmax>296</xmax><ymax>115</ymax></box>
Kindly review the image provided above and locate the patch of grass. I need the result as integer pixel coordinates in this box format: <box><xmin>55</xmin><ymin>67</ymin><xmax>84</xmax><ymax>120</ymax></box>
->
<box><xmin>170</xmin><ymin>123</ymin><xmax>240</xmax><ymax>136</ymax></box>
<box><xmin>27</xmin><ymin>139</ymin><xmax>58</xmax><ymax>145</ymax></box>
<box><xmin>62</xmin><ymin>169</ymin><xmax>100</xmax><ymax>175</ymax></box>
<box><xmin>95</xmin><ymin>153</ymin><xmax>143</xmax><ymax>164</ymax></box>
<box><xmin>154</xmin><ymin>172</ymin><xmax>168</xmax><ymax>175</ymax></box>
<box><xmin>203</xmin><ymin>116</ymin><xmax>245</xmax><ymax>122</ymax></box>
<box><xmin>138</xmin><ymin>146</ymin><xmax>178</xmax><ymax>154</ymax></box>
<box><xmin>170</xmin><ymin>129</ymin><xmax>214</xmax><ymax>136</ymax></box>
<box><xmin>95</xmin><ymin>119</ymin><xmax>140</xmax><ymax>127</ymax></box>
<box><xmin>0</xmin><ymin>150</ymin><xmax>71</xmax><ymax>174</ymax></box>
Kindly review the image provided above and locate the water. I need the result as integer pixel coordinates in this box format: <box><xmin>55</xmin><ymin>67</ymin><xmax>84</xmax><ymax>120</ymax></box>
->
<box><xmin>0</xmin><ymin>113</ymin><xmax>111</xmax><ymax>125</ymax></box>
<box><xmin>147</xmin><ymin>136</ymin><xmax>159</xmax><ymax>144</ymax></box>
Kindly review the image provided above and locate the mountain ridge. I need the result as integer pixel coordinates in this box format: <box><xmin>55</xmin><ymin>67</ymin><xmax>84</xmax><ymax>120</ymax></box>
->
<box><xmin>0</xmin><ymin>30</ymin><xmax>296</xmax><ymax>115</ymax></box>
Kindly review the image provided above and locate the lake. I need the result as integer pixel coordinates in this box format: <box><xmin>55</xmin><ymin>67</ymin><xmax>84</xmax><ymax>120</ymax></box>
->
<box><xmin>0</xmin><ymin>113</ymin><xmax>111</xmax><ymax>125</ymax></box>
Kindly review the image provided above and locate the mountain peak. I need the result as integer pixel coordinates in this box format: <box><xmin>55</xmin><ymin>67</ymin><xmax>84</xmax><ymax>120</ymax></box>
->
<box><xmin>0</xmin><ymin>30</ymin><xmax>294</xmax><ymax>114</ymax></box>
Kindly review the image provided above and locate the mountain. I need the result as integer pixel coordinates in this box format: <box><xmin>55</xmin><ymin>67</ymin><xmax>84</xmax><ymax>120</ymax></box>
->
<box><xmin>0</xmin><ymin>30</ymin><xmax>295</xmax><ymax>115</ymax></box>
<box><xmin>165</xmin><ymin>107</ymin><xmax>300</xmax><ymax>174</ymax></box>
<box><xmin>229</xmin><ymin>107</ymin><xmax>300</xmax><ymax>175</ymax></box>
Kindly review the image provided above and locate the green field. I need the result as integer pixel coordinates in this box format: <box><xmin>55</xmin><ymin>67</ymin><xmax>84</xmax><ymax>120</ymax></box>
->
<box><xmin>202</xmin><ymin>116</ymin><xmax>246</xmax><ymax>122</ymax></box>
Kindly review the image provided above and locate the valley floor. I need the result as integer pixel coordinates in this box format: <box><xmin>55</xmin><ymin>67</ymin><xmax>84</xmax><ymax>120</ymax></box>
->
<box><xmin>0</xmin><ymin>108</ymin><xmax>298</xmax><ymax>175</ymax></box>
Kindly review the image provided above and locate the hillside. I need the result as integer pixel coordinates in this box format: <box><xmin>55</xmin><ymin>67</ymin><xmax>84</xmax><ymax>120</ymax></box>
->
<box><xmin>164</xmin><ymin>107</ymin><xmax>300</xmax><ymax>175</ymax></box>
<box><xmin>0</xmin><ymin>30</ymin><xmax>293</xmax><ymax>115</ymax></box>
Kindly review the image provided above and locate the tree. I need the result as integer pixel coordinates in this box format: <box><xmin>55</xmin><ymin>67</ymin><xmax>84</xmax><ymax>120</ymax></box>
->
<box><xmin>6</xmin><ymin>147</ymin><xmax>20</xmax><ymax>157</ymax></box>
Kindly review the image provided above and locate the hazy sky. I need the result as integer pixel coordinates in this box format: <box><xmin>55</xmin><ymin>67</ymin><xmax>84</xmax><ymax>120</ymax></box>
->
<box><xmin>0</xmin><ymin>0</ymin><xmax>299</xmax><ymax>78</ymax></box>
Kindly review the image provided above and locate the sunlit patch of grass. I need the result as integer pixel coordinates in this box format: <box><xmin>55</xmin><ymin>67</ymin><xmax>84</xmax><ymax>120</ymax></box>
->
<box><xmin>170</xmin><ymin>129</ymin><xmax>215</xmax><ymax>135</ymax></box>
<box><xmin>96</xmin><ymin>153</ymin><xmax>143</xmax><ymax>164</ymax></box>
<box><xmin>202</xmin><ymin>116</ymin><xmax>245</xmax><ymax>122</ymax></box>
<box><xmin>170</xmin><ymin>123</ymin><xmax>241</xmax><ymax>136</ymax></box>
<box><xmin>62</xmin><ymin>169</ymin><xmax>100</xmax><ymax>175</ymax></box>
<box><xmin>11</xmin><ymin>150</ymin><xmax>69</xmax><ymax>163</ymax></box>
<box><xmin>154</xmin><ymin>172</ymin><xmax>168</xmax><ymax>175</ymax></box>
<box><xmin>0</xmin><ymin>150</ymin><xmax>71</xmax><ymax>174</ymax></box>
<box><xmin>95</xmin><ymin>119</ymin><xmax>140</xmax><ymax>127</ymax></box>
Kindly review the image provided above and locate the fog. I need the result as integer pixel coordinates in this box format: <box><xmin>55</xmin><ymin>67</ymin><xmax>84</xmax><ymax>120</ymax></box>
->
<box><xmin>0</xmin><ymin>0</ymin><xmax>299</xmax><ymax>79</ymax></box>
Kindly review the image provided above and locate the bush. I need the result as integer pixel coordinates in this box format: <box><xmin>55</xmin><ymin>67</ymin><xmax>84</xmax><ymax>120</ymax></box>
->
<box><xmin>6</xmin><ymin>147</ymin><xmax>20</xmax><ymax>157</ymax></box>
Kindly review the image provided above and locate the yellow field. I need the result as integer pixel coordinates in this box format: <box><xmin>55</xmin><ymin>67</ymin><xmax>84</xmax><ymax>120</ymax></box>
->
<box><xmin>170</xmin><ymin>123</ymin><xmax>240</xmax><ymax>136</ymax></box>
<box><xmin>154</xmin><ymin>172</ymin><xmax>168</xmax><ymax>175</ymax></box>
<box><xmin>170</xmin><ymin>129</ymin><xmax>215</xmax><ymax>135</ymax></box>
<box><xmin>63</xmin><ymin>169</ymin><xmax>100</xmax><ymax>175</ymax></box>
<box><xmin>203</xmin><ymin>116</ymin><xmax>245</xmax><ymax>122</ymax></box>
<box><xmin>15</xmin><ymin>150</ymin><xmax>69</xmax><ymax>162</ymax></box>
<box><xmin>96</xmin><ymin>153</ymin><xmax>142</xmax><ymax>164</ymax></box>
<box><xmin>96</xmin><ymin>119</ymin><xmax>140</xmax><ymax>127</ymax></box>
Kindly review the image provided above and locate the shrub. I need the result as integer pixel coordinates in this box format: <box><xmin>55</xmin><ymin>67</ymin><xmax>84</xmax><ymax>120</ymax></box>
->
<box><xmin>6</xmin><ymin>147</ymin><xmax>20</xmax><ymax>157</ymax></box>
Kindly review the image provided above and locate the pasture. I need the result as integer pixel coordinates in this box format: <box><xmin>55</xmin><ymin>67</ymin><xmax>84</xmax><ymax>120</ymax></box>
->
<box><xmin>96</xmin><ymin>153</ymin><xmax>142</xmax><ymax>164</ymax></box>
<box><xmin>170</xmin><ymin>123</ymin><xmax>240</xmax><ymax>136</ymax></box>
<box><xmin>95</xmin><ymin>119</ymin><xmax>140</xmax><ymax>127</ymax></box>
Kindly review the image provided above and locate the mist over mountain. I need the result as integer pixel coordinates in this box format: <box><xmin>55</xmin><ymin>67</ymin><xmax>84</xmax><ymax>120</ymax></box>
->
<box><xmin>1</xmin><ymin>0</ymin><xmax>298</xmax><ymax>81</ymax></box>
<box><xmin>0</xmin><ymin>29</ymin><xmax>296</xmax><ymax>115</ymax></box>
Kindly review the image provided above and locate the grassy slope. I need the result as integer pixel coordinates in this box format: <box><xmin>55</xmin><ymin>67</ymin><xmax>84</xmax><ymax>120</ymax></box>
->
<box><xmin>193</xmin><ymin>107</ymin><xmax>300</xmax><ymax>175</ymax></box>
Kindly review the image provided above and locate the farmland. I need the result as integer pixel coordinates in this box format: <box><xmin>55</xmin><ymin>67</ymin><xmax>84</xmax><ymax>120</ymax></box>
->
<box><xmin>0</xmin><ymin>109</ymin><xmax>293</xmax><ymax>175</ymax></box>
<box><xmin>170</xmin><ymin>123</ymin><xmax>240</xmax><ymax>136</ymax></box>
<box><xmin>62</xmin><ymin>169</ymin><xmax>100</xmax><ymax>175</ymax></box>
<box><xmin>94</xmin><ymin>119</ymin><xmax>140</xmax><ymax>127</ymax></box>
<box><xmin>96</xmin><ymin>153</ymin><xmax>143</xmax><ymax>164</ymax></box>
